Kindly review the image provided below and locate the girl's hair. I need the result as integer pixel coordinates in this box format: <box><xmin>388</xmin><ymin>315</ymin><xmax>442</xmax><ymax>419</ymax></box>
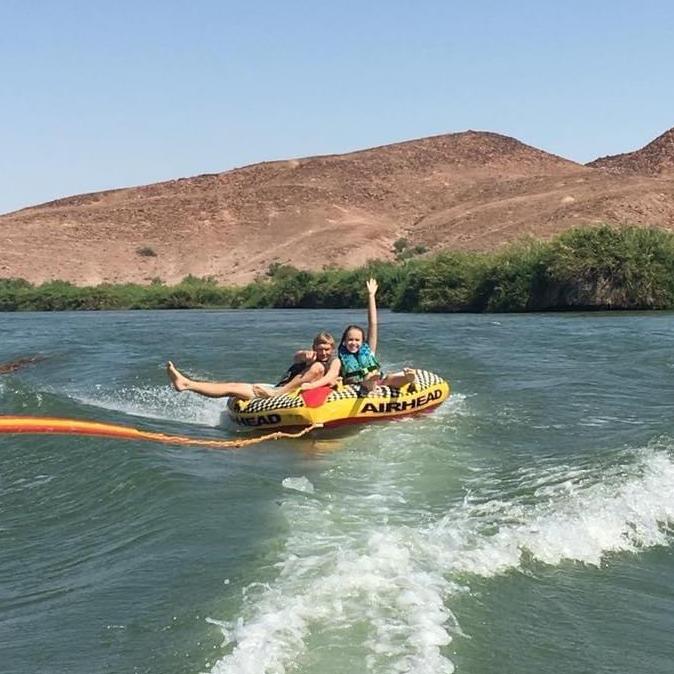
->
<box><xmin>340</xmin><ymin>324</ymin><xmax>366</xmax><ymax>347</ymax></box>
<box><xmin>312</xmin><ymin>331</ymin><xmax>335</xmax><ymax>347</ymax></box>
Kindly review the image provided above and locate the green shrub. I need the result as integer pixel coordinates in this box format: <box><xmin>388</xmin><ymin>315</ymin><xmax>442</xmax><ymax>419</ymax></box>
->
<box><xmin>136</xmin><ymin>246</ymin><xmax>157</xmax><ymax>257</ymax></box>
<box><xmin>3</xmin><ymin>225</ymin><xmax>674</xmax><ymax>312</ymax></box>
<box><xmin>542</xmin><ymin>225</ymin><xmax>674</xmax><ymax>309</ymax></box>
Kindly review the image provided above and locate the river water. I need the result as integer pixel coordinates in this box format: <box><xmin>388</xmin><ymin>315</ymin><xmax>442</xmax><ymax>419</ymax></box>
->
<box><xmin>2</xmin><ymin>309</ymin><xmax>674</xmax><ymax>674</ymax></box>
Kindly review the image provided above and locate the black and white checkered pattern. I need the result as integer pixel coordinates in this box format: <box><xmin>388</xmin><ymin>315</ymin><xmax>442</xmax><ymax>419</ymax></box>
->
<box><xmin>325</xmin><ymin>369</ymin><xmax>445</xmax><ymax>402</ymax></box>
<box><xmin>415</xmin><ymin>369</ymin><xmax>444</xmax><ymax>389</ymax></box>
<box><xmin>228</xmin><ymin>393</ymin><xmax>306</xmax><ymax>414</ymax></box>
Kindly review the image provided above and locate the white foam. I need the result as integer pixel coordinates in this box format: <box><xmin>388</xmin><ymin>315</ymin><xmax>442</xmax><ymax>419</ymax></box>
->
<box><xmin>209</xmin><ymin>439</ymin><xmax>464</xmax><ymax>674</ymax></box>
<box><xmin>210</xmin><ymin>523</ymin><xmax>461</xmax><ymax>674</ymax></box>
<box><xmin>68</xmin><ymin>385</ymin><xmax>226</xmax><ymax>427</ymax></box>
<box><xmin>413</xmin><ymin>392</ymin><xmax>469</xmax><ymax>426</ymax></box>
<box><xmin>420</xmin><ymin>447</ymin><xmax>674</xmax><ymax>576</ymax></box>
<box><xmin>207</xmin><ymin>425</ymin><xmax>674</xmax><ymax>673</ymax></box>
<box><xmin>282</xmin><ymin>477</ymin><xmax>315</xmax><ymax>494</ymax></box>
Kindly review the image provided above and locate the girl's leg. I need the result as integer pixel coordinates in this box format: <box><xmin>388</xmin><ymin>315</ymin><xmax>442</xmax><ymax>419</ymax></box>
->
<box><xmin>167</xmin><ymin>361</ymin><xmax>256</xmax><ymax>399</ymax></box>
<box><xmin>379</xmin><ymin>368</ymin><xmax>416</xmax><ymax>390</ymax></box>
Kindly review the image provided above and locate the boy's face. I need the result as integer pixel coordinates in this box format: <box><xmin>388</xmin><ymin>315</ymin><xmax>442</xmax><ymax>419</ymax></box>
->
<box><xmin>314</xmin><ymin>340</ymin><xmax>334</xmax><ymax>361</ymax></box>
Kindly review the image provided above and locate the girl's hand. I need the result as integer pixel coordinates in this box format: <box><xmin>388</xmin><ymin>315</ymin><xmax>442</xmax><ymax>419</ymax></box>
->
<box><xmin>366</xmin><ymin>278</ymin><xmax>378</xmax><ymax>296</ymax></box>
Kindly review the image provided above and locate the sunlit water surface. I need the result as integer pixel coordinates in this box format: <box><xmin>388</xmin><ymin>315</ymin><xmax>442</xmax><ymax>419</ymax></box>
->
<box><xmin>2</xmin><ymin>309</ymin><xmax>674</xmax><ymax>674</ymax></box>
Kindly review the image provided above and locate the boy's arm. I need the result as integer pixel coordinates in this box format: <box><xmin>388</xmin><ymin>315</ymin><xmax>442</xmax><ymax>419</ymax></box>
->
<box><xmin>293</xmin><ymin>349</ymin><xmax>316</xmax><ymax>364</ymax></box>
<box><xmin>366</xmin><ymin>278</ymin><xmax>378</xmax><ymax>354</ymax></box>
<box><xmin>301</xmin><ymin>359</ymin><xmax>342</xmax><ymax>391</ymax></box>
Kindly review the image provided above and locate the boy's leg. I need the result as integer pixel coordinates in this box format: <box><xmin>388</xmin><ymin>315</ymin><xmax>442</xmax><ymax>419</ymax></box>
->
<box><xmin>167</xmin><ymin>361</ymin><xmax>256</xmax><ymax>399</ymax></box>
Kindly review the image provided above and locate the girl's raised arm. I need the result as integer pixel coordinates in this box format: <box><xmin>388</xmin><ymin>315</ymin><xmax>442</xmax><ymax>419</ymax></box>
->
<box><xmin>366</xmin><ymin>278</ymin><xmax>378</xmax><ymax>354</ymax></box>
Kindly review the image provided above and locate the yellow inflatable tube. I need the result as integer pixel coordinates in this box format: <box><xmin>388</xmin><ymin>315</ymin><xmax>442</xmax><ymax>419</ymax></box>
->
<box><xmin>227</xmin><ymin>369</ymin><xmax>450</xmax><ymax>430</ymax></box>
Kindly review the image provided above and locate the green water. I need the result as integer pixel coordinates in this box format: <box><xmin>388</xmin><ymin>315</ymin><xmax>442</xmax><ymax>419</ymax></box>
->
<box><xmin>2</xmin><ymin>309</ymin><xmax>674</xmax><ymax>674</ymax></box>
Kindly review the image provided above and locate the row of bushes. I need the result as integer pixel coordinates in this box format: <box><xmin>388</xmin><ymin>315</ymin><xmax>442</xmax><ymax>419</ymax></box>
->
<box><xmin>395</xmin><ymin>225</ymin><xmax>674</xmax><ymax>311</ymax></box>
<box><xmin>2</xmin><ymin>225</ymin><xmax>674</xmax><ymax>312</ymax></box>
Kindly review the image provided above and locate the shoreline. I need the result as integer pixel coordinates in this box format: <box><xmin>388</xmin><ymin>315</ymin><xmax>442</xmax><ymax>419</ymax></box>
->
<box><xmin>2</xmin><ymin>225</ymin><xmax>674</xmax><ymax>313</ymax></box>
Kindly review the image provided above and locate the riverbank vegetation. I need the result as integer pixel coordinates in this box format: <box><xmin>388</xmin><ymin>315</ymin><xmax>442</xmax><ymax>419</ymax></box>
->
<box><xmin>3</xmin><ymin>225</ymin><xmax>674</xmax><ymax>312</ymax></box>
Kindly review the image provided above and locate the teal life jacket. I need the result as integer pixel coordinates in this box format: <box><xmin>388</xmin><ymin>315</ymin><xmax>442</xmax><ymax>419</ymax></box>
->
<box><xmin>338</xmin><ymin>343</ymin><xmax>381</xmax><ymax>384</ymax></box>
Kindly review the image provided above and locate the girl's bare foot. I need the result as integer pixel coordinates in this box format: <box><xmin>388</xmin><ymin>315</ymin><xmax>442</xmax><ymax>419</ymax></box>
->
<box><xmin>252</xmin><ymin>384</ymin><xmax>278</xmax><ymax>399</ymax></box>
<box><xmin>403</xmin><ymin>367</ymin><xmax>417</xmax><ymax>391</ymax></box>
<box><xmin>360</xmin><ymin>375</ymin><xmax>379</xmax><ymax>395</ymax></box>
<box><xmin>166</xmin><ymin>361</ymin><xmax>190</xmax><ymax>392</ymax></box>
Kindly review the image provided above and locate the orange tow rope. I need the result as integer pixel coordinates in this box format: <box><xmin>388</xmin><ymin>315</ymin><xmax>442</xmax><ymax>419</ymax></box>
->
<box><xmin>0</xmin><ymin>416</ymin><xmax>319</xmax><ymax>449</ymax></box>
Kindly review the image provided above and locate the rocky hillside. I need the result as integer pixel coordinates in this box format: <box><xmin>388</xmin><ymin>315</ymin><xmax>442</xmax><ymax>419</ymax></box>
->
<box><xmin>587</xmin><ymin>127</ymin><xmax>674</xmax><ymax>176</ymax></box>
<box><xmin>2</xmin><ymin>128</ymin><xmax>674</xmax><ymax>285</ymax></box>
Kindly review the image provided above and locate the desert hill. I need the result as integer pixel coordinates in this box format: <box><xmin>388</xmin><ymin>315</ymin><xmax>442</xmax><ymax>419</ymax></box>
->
<box><xmin>2</xmin><ymin>128</ymin><xmax>674</xmax><ymax>286</ymax></box>
<box><xmin>587</xmin><ymin>127</ymin><xmax>674</xmax><ymax>176</ymax></box>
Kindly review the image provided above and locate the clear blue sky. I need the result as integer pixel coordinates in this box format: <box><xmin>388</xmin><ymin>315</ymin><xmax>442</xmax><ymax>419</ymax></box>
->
<box><xmin>1</xmin><ymin>0</ymin><xmax>673</xmax><ymax>215</ymax></box>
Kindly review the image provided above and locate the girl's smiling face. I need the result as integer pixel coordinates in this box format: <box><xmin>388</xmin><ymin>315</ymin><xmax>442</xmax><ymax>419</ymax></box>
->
<box><xmin>344</xmin><ymin>328</ymin><xmax>364</xmax><ymax>353</ymax></box>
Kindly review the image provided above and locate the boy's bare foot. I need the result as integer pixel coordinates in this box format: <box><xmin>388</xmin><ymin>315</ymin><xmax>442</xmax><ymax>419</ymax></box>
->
<box><xmin>166</xmin><ymin>361</ymin><xmax>190</xmax><ymax>392</ymax></box>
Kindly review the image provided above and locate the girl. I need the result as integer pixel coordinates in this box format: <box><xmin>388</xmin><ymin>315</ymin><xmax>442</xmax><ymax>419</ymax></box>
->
<box><xmin>338</xmin><ymin>278</ymin><xmax>415</xmax><ymax>392</ymax></box>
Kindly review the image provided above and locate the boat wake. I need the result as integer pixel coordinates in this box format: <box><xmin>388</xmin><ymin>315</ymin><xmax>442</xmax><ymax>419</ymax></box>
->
<box><xmin>207</xmin><ymin>434</ymin><xmax>674</xmax><ymax>674</ymax></box>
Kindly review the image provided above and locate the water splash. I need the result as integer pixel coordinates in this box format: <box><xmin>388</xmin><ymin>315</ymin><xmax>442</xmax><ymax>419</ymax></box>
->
<box><xmin>282</xmin><ymin>477</ymin><xmax>315</xmax><ymax>494</ymax></box>
<box><xmin>69</xmin><ymin>384</ymin><xmax>227</xmax><ymax>427</ymax></box>
<box><xmin>425</xmin><ymin>446</ymin><xmax>674</xmax><ymax>575</ymax></box>
<box><xmin>208</xmin><ymin>441</ymin><xmax>674</xmax><ymax>674</ymax></box>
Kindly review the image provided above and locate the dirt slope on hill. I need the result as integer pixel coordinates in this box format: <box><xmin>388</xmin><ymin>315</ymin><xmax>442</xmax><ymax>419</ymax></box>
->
<box><xmin>2</xmin><ymin>129</ymin><xmax>674</xmax><ymax>285</ymax></box>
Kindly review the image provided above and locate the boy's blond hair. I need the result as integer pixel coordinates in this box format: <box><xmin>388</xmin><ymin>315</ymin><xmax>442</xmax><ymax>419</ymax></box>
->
<box><xmin>312</xmin><ymin>331</ymin><xmax>335</xmax><ymax>348</ymax></box>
